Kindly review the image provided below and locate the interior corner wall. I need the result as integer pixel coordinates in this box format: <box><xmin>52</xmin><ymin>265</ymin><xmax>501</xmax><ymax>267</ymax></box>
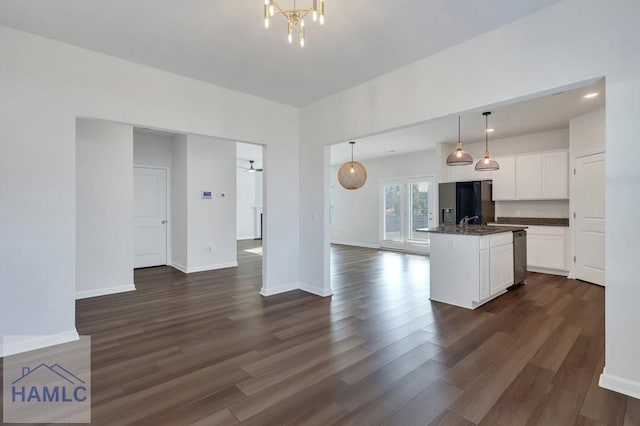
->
<box><xmin>330</xmin><ymin>149</ymin><xmax>438</xmax><ymax>248</ymax></box>
<box><xmin>171</xmin><ymin>135</ymin><xmax>188</xmax><ymax>270</ymax></box>
<box><xmin>76</xmin><ymin>119</ymin><xmax>134</xmax><ymax>299</ymax></box>
<box><xmin>300</xmin><ymin>0</ymin><xmax>640</xmax><ymax>397</ymax></box>
<box><xmin>185</xmin><ymin>134</ymin><xmax>237</xmax><ymax>271</ymax></box>
<box><xmin>0</xmin><ymin>24</ymin><xmax>300</xmax><ymax>356</ymax></box>
<box><xmin>570</xmin><ymin>107</ymin><xmax>605</xmax><ymax>156</ymax></box>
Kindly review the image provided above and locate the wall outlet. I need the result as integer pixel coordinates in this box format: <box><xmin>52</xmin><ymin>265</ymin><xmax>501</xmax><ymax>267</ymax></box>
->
<box><xmin>208</xmin><ymin>244</ymin><xmax>214</xmax><ymax>252</ymax></box>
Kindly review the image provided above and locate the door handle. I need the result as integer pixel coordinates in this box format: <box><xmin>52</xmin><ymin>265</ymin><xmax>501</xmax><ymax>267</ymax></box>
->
<box><xmin>161</xmin><ymin>220</ymin><xmax>167</xmax><ymax>224</ymax></box>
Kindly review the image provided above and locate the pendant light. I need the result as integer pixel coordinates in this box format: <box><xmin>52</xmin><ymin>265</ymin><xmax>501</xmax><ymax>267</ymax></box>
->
<box><xmin>446</xmin><ymin>115</ymin><xmax>473</xmax><ymax>166</ymax></box>
<box><xmin>475</xmin><ymin>111</ymin><xmax>499</xmax><ymax>171</ymax></box>
<box><xmin>338</xmin><ymin>141</ymin><xmax>367</xmax><ymax>190</ymax></box>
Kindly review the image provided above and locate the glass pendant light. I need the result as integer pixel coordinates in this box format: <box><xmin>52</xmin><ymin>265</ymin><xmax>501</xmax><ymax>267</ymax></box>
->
<box><xmin>446</xmin><ymin>115</ymin><xmax>473</xmax><ymax>166</ymax></box>
<box><xmin>475</xmin><ymin>111</ymin><xmax>499</xmax><ymax>171</ymax></box>
<box><xmin>338</xmin><ymin>141</ymin><xmax>367</xmax><ymax>190</ymax></box>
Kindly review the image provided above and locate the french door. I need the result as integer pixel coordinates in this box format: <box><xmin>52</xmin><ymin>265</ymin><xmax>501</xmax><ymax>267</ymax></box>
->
<box><xmin>381</xmin><ymin>177</ymin><xmax>435</xmax><ymax>253</ymax></box>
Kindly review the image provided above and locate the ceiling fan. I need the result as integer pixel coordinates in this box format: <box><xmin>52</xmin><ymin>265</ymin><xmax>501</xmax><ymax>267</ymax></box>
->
<box><xmin>238</xmin><ymin>159</ymin><xmax>263</xmax><ymax>173</ymax></box>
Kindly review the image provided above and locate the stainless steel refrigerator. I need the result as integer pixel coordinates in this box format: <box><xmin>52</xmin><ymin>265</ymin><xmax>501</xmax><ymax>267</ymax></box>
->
<box><xmin>438</xmin><ymin>180</ymin><xmax>495</xmax><ymax>225</ymax></box>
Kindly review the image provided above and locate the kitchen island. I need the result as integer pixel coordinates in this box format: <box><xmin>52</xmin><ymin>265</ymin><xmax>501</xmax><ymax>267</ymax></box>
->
<box><xmin>428</xmin><ymin>225</ymin><xmax>526</xmax><ymax>309</ymax></box>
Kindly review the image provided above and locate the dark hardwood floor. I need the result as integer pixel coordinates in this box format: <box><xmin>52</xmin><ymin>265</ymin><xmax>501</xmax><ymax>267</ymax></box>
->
<box><xmin>4</xmin><ymin>241</ymin><xmax>639</xmax><ymax>425</ymax></box>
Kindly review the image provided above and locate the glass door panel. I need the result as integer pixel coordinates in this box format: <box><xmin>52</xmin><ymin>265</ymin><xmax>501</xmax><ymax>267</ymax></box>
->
<box><xmin>409</xmin><ymin>182</ymin><xmax>430</xmax><ymax>243</ymax></box>
<box><xmin>383</xmin><ymin>183</ymin><xmax>402</xmax><ymax>242</ymax></box>
<box><xmin>381</xmin><ymin>177</ymin><xmax>435</xmax><ymax>253</ymax></box>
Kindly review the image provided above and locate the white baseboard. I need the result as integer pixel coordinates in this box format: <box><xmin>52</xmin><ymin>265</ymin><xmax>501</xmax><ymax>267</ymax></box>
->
<box><xmin>171</xmin><ymin>262</ymin><xmax>238</xmax><ymax>273</ymax></box>
<box><xmin>528</xmin><ymin>267</ymin><xmax>569</xmax><ymax>277</ymax></box>
<box><xmin>299</xmin><ymin>283</ymin><xmax>333</xmax><ymax>297</ymax></box>
<box><xmin>260</xmin><ymin>282</ymin><xmax>299</xmax><ymax>297</ymax></box>
<box><xmin>2</xmin><ymin>330</ymin><xmax>79</xmax><ymax>357</ymax></box>
<box><xmin>185</xmin><ymin>262</ymin><xmax>238</xmax><ymax>273</ymax></box>
<box><xmin>237</xmin><ymin>236</ymin><xmax>259</xmax><ymax>241</ymax></box>
<box><xmin>76</xmin><ymin>284</ymin><xmax>136</xmax><ymax>300</ymax></box>
<box><xmin>599</xmin><ymin>368</ymin><xmax>640</xmax><ymax>399</ymax></box>
<box><xmin>171</xmin><ymin>263</ymin><xmax>188</xmax><ymax>273</ymax></box>
<box><xmin>331</xmin><ymin>240</ymin><xmax>380</xmax><ymax>249</ymax></box>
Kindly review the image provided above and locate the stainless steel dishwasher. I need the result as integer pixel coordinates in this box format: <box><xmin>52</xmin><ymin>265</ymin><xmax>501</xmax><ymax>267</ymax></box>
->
<box><xmin>513</xmin><ymin>230</ymin><xmax>527</xmax><ymax>285</ymax></box>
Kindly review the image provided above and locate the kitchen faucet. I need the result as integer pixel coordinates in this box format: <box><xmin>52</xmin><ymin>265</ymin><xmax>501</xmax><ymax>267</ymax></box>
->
<box><xmin>460</xmin><ymin>215</ymin><xmax>479</xmax><ymax>226</ymax></box>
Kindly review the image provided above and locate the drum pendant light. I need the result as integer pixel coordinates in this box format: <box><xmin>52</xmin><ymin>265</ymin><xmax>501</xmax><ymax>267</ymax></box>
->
<box><xmin>475</xmin><ymin>111</ymin><xmax>500</xmax><ymax>171</ymax></box>
<box><xmin>338</xmin><ymin>141</ymin><xmax>367</xmax><ymax>190</ymax></box>
<box><xmin>446</xmin><ymin>115</ymin><xmax>473</xmax><ymax>166</ymax></box>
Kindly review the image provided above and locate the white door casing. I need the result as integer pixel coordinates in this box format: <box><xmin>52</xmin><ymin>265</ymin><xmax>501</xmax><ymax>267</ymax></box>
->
<box><xmin>574</xmin><ymin>153</ymin><xmax>605</xmax><ymax>286</ymax></box>
<box><xmin>134</xmin><ymin>167</ymin><xmax>168</xmax><ymax>268</ymax></box>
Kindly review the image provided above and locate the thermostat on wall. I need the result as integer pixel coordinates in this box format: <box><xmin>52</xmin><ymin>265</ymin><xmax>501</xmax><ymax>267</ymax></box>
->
<box><xmin>202</xmin><ymin>191</ymin><xmax>212</xmax><ymax>199</ymax></box>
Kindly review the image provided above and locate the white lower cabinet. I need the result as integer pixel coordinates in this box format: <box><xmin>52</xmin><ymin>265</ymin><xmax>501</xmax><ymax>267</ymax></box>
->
<box><xmin>430</xmin><ymin>232</ymin><xmax>514</xmax><ymax>310</ymax></box>
<box><xmin>526</xmin><ymin>226</ymin><xmax>568</xmax><ymax>273</ymax></box>
<box><xmin>480</xmin><ymin>233</ymin><xmax>513</xmax><ymax>302</ymax></box>
<box><xmin>490</xmin><ymin>243</ymin><xmax>514</xmax><ymax>294</ymax></box>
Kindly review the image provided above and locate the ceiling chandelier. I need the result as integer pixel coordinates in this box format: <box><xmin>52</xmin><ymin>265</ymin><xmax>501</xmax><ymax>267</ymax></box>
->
<box><xmin>264</xmin><ymin>0</ymin><xmax>325</xmax><ymax>47</ymax></box>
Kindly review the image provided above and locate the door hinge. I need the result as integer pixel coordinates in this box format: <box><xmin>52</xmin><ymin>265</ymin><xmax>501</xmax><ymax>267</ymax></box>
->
<box><xmin>574</xmin><ymin>168</ymin><xmax>576</xmax><ymax>175</ymax></box>
<box><xmin>574</xmin><ymin>256</ymin><xmax>576</xmax><ymax>263</ymax></box>
<box><xmin>573</xmin><ymin>212</ymin><xmax>576</xmax><ymax>219</ymax></box>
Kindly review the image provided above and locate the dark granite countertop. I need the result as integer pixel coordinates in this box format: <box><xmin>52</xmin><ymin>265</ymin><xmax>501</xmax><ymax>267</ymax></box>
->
<box><xmin>493</xmin><ymin>217</ymin><xmax>569</xmax><ymax>227</ymax></box>
<box><xmin>420</xmin><ymin>225</ymin><xmax>527</xmax><ymax>236</ymax></box>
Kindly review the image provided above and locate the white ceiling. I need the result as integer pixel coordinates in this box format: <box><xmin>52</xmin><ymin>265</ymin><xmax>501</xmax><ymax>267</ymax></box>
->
<box><xmin>330</xmin><ymin>79</ymin><xmax>605</xmax><ymax>165</ymax></box>
<box><xmin>0</xmin><ymin>0</ymin><xmax>563</xmax><ymax>106</ymax></box>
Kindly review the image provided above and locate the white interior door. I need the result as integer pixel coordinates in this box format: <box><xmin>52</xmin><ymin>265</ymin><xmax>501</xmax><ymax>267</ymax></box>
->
<box><xmin>134</xmin><ymin>167</ymin><xmax>168</xmax><ymax>268</ymax></box>
<box><xmin>381</xmin><ymin>177</ymin><xmax>435</xmax><ymax>253</ymax></box>
<box><xmin>574</xmin><ymin>153</ymin><xmax>605</xmax><ymax>285</ymax></box>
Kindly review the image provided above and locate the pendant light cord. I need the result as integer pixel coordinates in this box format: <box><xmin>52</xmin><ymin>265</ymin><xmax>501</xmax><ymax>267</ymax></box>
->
<box><xmin>482</xmin><ymin>111</ymin><xmax>491</xmax><ymax>152</ymax></box>
<box><xmin>458</xmin><ymin>116</ymin><xmax>461</xmax><ymax>142</ymax></box>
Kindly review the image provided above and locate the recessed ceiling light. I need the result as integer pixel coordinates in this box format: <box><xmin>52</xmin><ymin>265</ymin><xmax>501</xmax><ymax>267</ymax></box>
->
<box><xmin>486</xmin><ymin>128</ymin><xmax>495</xmax><ymax>133</ymax></box>
<box><xmin>584</xmin><ymin>92</ymin><xmax>599</xmax><ymax>99</ymax></box>
<box><xmin>387</xmin><ymin>149</ymin><xmax>396</xmax><ymax>153</ymax></box>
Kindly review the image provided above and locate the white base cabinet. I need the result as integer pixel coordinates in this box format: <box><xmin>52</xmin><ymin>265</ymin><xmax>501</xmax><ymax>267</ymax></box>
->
<box><xmin>526</xmin><ymin>226</ymin><xmax>569</xmax><ymax>274</ymax></box>
<box><xmin>430</xmin><ymin>232</ymin><xmax>514</xmax><ymax>310</ymax></box>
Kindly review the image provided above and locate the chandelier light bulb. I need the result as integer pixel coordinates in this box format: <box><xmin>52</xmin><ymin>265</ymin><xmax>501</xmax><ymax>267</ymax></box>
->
<box><xmin>263</xmin><ymin>1</ymin><xmax>326</xmax><ymax>46</ymax></box>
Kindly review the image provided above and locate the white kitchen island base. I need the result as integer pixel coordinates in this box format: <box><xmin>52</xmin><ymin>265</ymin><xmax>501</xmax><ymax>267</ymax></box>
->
<box><xmin>429</xmin><ymin>229</ymin><xmax>516</xmax><ymax>310</ymax></box>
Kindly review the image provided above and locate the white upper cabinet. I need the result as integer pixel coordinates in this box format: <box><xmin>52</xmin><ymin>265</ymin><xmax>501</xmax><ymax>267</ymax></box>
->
<box><xmin>491</xmin><ymin>156</ymin><xmax>516</xmax><ymax>200</ymax></box>
<box><xmin>542</xmin><ymin>151</ymin><xmax>569</xmax><ymax>199</ymax></box>
<box><xmin>516</xmin><ymin>154</ymin><xmax>543</xmax><ymax>199</ymax></box>
<box><xmin>448</xmin><ymin>149</ymin><xmax>568</xmax><ymax>201</ymax></box>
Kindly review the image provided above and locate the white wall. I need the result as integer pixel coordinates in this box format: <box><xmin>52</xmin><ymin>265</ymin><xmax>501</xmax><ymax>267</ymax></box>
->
<box><xmin>570</xmin><ymin>107</ymin><xmax>605</xmax><ymax>156</ymax></box>
<box><xmin>237</xmin><ymin>169</ymin><xmax>259</xmax><ymax>240</ymax></box>
<box><xmin>76</xmin><ymin>119</ymin><xmax>135</xmax><ymax>299</ymax></box>
<box><xmin>133</xmin><ymin>130</ymin><xmax>175</xmax><ymax>168</ymax></box>
<box><xmin>0</xmin><ymin>24</ymin><xmax>299</xmax><ymax>356</ymax></box>
<box><xmin>330</xmin><ymin>150</ymin><xmax>438</xmax><ymax>247</ymax></box>
<box><xmin>171</xmin><ymin>135</ymin><xmax>188</xmax><ymax>269</ymax></box>
<box><xmin>184</xmin><ymin>135</ymin><xmax>237</xmax><ymax>271</ymax></box>
<box><xmin>300</xmin><ymin>0</ymin><xmax>640</xmax><ymax>398</ymax></box>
